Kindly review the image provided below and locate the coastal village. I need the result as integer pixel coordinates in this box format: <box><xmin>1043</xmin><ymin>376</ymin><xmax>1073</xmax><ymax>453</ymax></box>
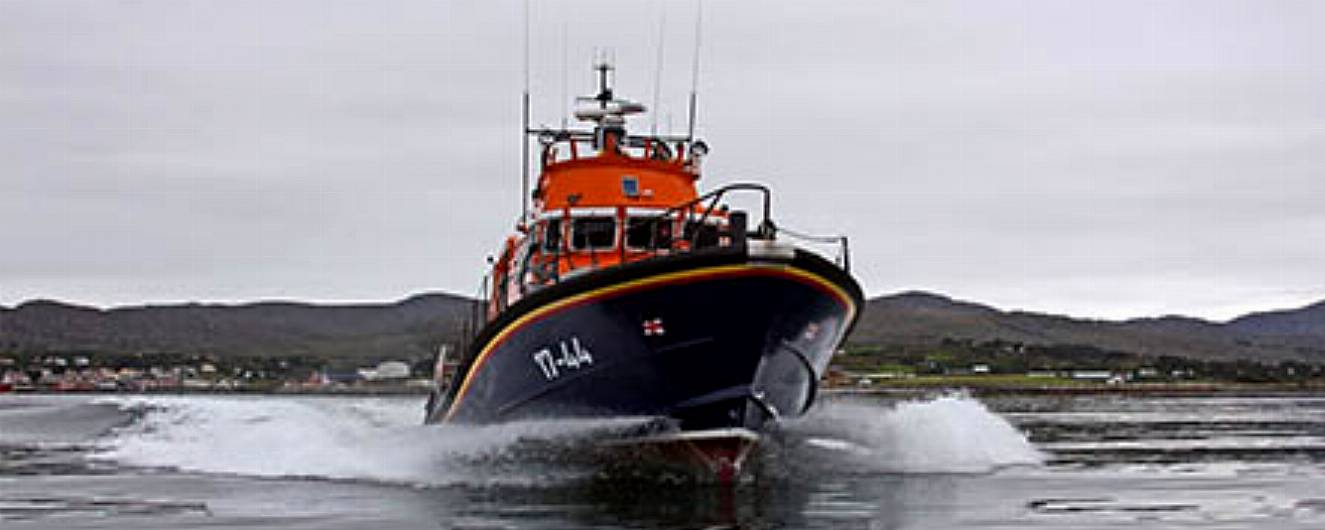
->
<box><xmin>0</xmin><ymin>354</ymin><xmax>436</xmax><ymax>393</ymax></box>
<box><xmin>4</xmin><ymin>341</ymin><xmax>1321</xmax><ymax>394</ymax></box>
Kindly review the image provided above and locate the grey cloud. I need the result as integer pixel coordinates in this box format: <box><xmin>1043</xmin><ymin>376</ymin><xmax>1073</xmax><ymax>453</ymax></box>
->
<box><xmin>2</xmin><ymin>0</ymin><xmax>1322</xmax><ymax>320</ymax></box>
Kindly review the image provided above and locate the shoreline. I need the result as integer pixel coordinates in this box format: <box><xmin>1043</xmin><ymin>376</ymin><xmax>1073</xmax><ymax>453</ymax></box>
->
<box><xmin>0</xmin><ymin>385</ymin><xmax>432</xmax><ymax>397</ymax></box>
<box><xmin>824</xmin><ymin>381</ymin><xmax>1325</xmax><ymax>398</ymax></box>
<box><xmin>6</xmin><ymin>381</ymin><xmax>1325</xmax><ymax>399</ymax></box>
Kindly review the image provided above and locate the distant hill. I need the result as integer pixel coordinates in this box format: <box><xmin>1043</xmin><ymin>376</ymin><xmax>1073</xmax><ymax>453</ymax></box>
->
<box><xmin>3</xmin><ymin>290</ymin><xmax>1325</xmax><ymax>363</ymax></box>
<box><xmin>1228</xmin><ymin>301</ymin><xmax>1325</xmax><ymax>339</ymax></box>
<box><xmin>0</xmin><ymin>293</ymin><xmax>472</xmax><ymax>361</ymax></box>
<box><xmin>852</xmin><ymin>292</ymin><xmax>1325</xmax><ymax>362</ymax></box>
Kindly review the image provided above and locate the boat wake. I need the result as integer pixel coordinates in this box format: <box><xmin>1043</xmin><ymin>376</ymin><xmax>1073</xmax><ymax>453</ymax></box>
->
<box><xmin>90</xmin><ymin>396</ymin><xmax>648</xmax><ymax>487</ymax></box>
<box><xmin>86</xmin><ymin>394</ymin><xmax>1041</xmax><ymax>487</ymax></box>
<box><xmin>779</xmin><ymin>394</ymin><xmax>1045</xmax><ymax>474</ymax></box>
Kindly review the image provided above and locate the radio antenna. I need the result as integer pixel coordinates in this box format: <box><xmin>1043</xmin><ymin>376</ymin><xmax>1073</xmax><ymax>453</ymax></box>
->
<box><xmin>520</xmin><ymin>0</ymin><xmax>531</xmax><ymax>221</ymax></box>
<box><xmin>685</xmin><ymin>0</ymin><xmax>704</xmax><ymax>141</ymax></box>
<box><xmin>650</xmin><ymin>3</ymin><xmax>667</xmax><ymax>136</ymax></box>
<box><xmin>560</xmin><ymin>20</ymin><xmax>569</xmax><ymax>129</ymax></box>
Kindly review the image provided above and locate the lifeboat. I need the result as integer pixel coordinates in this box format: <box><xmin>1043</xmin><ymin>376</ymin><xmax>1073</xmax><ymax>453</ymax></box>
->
<box><xmin>425</xmin><ymin>62</ymin><xmax>862</xmax><ymax>478</ymax></box>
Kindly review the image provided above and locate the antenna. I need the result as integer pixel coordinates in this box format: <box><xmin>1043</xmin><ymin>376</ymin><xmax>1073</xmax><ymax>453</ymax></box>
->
<box><xmin>686</xmin><ymin>0</ymin><xmax>704</xmax><ymax>141</ymax></box>
<box><xmin>520</xmin><ymin>0</ymin><xmax>531</xmax><ymax>221</ymax></box>
<box><xmin>650</xmin><ymin>2</ymin><xmax>667</xmax><ymax>136</ymax></box>
<box><xmin>593</xmin><ymin>52</ymin><xmax>614</xmax><ymax>108</ymax></box>
<box><xmin>560</xmin><ymin>20</ymin><xmax>569</xmax><ymax>130</ymax></box>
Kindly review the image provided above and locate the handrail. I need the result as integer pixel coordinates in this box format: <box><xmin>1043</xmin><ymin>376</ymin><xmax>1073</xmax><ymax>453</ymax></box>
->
<box><xmin>530</xmin><ymin>127</ymin><xmax>702</xmax><ymax>168</ymax></box>
<box><xmin>777</xmin><ymin>226</ymin><xmax>851</xmax><ymax>272</ymax></box>
<box><xmin>652</xmin><ymin>182</ymin><xmax>772</xmax><ymax>246</ymax></box>
<box><xmin>464</xmin><ymin>272</ymin><xmax>489</xmax><ymax>350</ymax></box>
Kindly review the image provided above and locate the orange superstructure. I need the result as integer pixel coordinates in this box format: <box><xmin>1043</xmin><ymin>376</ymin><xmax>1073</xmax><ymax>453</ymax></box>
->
<box><xmin>486</xmin><ymin>62</ymin><xmax>735</xmax><ymax>318</ymax></box>
<box><xmin>537</xmin><ymin>135</ymin><xmax>699</xmax><ymax>209</ymax></box>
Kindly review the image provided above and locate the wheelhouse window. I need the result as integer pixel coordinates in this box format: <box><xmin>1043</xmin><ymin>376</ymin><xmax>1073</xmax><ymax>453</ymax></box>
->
<box><xmin>625</xmin><ymin>217</ymin><xmax>673</xmax><ymax>250</ymax></box>
<box><xmin>571</xmin><ymin>217</ymin><xmax>616</xmax><ymax>250</ymax></box>
<box><xmin>541</xmin><ymin>219</ymin><xmax>562</xmax><ymax>252</ymax></box>
<box><xmin>621</xmin><ymin>176</ymin><xmax>640</xmax><ymax>198</ymax></box>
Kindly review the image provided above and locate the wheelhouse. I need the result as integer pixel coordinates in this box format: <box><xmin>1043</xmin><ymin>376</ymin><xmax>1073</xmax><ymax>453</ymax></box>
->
<box><xmin>479</xmin><ymin>62</ymin><xmax>844</xmax><ymax>320</ymax></box>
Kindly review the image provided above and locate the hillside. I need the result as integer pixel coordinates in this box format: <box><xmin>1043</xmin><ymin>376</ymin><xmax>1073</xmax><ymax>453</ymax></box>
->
<box><xmin>852</xmin><ymin>292</ymin><xmax>1325</xmax><ymax>362</ymax></box>
<box><xmin>1229</xmin><ymin>301</ymin><xmax>1325</xmax><ymax>338</ymax></box>
<box><xmin>3</xmin><ymin>290</ymin><xmax>1325</xmax><ymax>363</ymax></box>
<box><xmin>0</xmin><ymin>293</ymin><xmax>472</xmax><ymax>361</ymax></box>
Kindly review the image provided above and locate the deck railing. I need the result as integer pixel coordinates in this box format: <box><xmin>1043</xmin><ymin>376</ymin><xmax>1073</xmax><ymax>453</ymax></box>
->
<box><xmin>647</xmin><ymin>182</ymin><xmax>850</xmax><ymax>272</ymax></box>
<box><xmin>475</xmin><ymin>182</ymin><xmax>851</xmax><ymax>327</ymax></box>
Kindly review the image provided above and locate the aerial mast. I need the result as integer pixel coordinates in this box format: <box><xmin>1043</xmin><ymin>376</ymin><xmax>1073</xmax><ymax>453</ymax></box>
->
<box><xmin>593</xmin><ymin>52</ymin><xmax>614</xmax><ymax>108</ymax></box>
<box><xmin>520</xmin><ymin>0</ymin><xmax>531</xmax><ymax>223</ymax></box>
<box><xmin>686</xmin><ymin>0</ymin><xmax>703</xmax><ymax>141</ymax></box>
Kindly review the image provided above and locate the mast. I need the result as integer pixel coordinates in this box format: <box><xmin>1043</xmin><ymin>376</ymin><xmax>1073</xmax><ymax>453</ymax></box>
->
<box><xmin>650</xmin><ymin>5</ymin><xmax>666</xmax><ymax>136</ymax></box>
<box><xmin>686</xmin><ymin>0</ymin><xmax>704</xmax><ymax>141</ymax></box>
<box><xmin>594</xmin><ymin>59</ymin><xmax>614</xmax><ymax>108</ymax></box>
<box><xmin>520</xmin><ymin>0</ymin><xmax>531</xmax><ymax>222</ymax></box>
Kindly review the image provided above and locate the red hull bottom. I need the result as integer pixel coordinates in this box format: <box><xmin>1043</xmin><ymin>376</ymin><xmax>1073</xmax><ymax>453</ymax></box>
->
<box><xmin>601</xmin><ymin>428</ymin><xmax>760</xmax><ymax>485</ymax></box>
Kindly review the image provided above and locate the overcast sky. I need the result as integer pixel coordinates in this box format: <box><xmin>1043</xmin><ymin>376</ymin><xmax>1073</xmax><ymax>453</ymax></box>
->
<box><xmin>2</xmin><ymin>0</ymin><xmax>1322</xmax><ymax>320</ymax></box>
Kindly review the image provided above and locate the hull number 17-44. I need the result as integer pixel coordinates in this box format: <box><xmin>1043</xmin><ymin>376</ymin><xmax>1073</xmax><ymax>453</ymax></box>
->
<box><xmin>532</xmin><ymin>336</ymin><xmax>593</xmax><ymax>380</ymax></box>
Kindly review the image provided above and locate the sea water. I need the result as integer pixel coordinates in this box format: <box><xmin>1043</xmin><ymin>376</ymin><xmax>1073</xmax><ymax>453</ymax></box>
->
<box><xmin>2</xmin><ymin>392</ymin><xmax>1323</xmax><ymax>528</ymax></box>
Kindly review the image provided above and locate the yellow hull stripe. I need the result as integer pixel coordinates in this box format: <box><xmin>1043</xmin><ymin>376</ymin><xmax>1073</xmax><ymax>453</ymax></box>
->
<box><xmin>443</xmin><ymin>263</ymin><xmax>857</xmax><ymax>421</ymax></box>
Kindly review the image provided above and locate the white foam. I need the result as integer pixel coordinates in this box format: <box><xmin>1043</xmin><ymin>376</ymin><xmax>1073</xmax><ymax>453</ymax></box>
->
<box><xmin>89</xmin><ymin>395</ymin><xmax>645</xmax><ymax>487</ymax></box>
<box><xmin>784</xmin><ymin>395</ymin><xmax>1045</xmax><ymax>474</ymax></box>
<box><xmin>87</xmin><ymin>394</ymin><xmax>1041</xmax><ymax>486</ymax></box>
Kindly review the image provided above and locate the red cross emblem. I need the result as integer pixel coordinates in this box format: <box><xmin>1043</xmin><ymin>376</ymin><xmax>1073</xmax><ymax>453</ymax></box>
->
<box><xmin>642</xmin><ymin>318</ymin><xmax>665</xmax><ymax>336</ymax></box>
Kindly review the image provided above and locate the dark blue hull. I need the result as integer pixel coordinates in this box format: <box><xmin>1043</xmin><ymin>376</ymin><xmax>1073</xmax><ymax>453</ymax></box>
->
<box><xmin>426</xmin><ymin>247</ymin><xmax>861</xmax><ymax>432</ymax></box>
